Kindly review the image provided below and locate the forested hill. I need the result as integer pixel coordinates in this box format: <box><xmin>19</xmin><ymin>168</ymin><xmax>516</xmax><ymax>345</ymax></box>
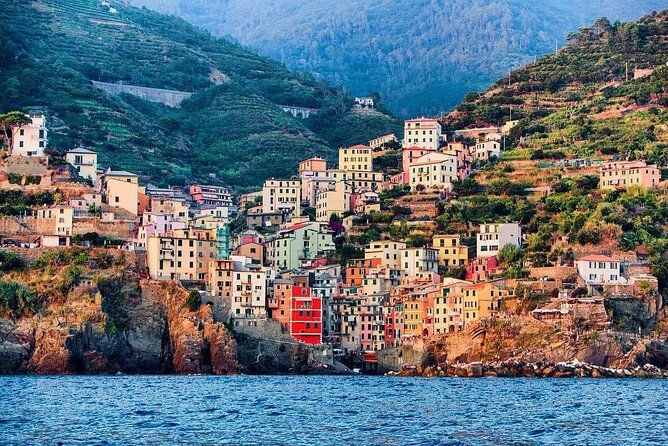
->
<box><xmin>447</xmin><ymin>11</ymin><xmax>668</xmax><ymax>166</ymax></box>
<box><xmin>0</xmin><ymin>0</ymin><xmax>400</xmax><ymax>188</ymax></box>
<box><xmin>128</xmin><ymin>0</ymin><xmax>667</xmax><ymax>116</ymax></box>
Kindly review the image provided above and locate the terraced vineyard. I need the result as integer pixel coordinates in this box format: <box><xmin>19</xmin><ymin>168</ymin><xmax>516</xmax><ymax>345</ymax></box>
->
<box><xmin>0</xmin><ymin>0</ymin><xmax>400</xmax><ymax>187</ymax></box>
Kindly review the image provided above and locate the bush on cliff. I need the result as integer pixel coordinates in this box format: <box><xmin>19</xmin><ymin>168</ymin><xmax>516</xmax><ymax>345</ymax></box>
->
<box><xmin>185</xmin><ymin>290</ymin><xmax>201</xmax><ymax>312</ymax></box>
<box><xmin>0</xmin><ymin>250</ymin><xmax>25</xmax><ymax>272</ymax></box>
<box><xmin>0</xmin><ymin>279</ymin><xmax>37</xmax><ymax>318</ymax></box>
<box><xmin>97</xmin><ymin>276</ymin><xmax>130</xmax><ymax>336</ymax></box>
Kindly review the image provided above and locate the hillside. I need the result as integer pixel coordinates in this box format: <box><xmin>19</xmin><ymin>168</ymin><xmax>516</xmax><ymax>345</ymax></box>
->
<box><xmin>0</xmin><ymin>0</ymin><xmax>400</xmax><ymax>188</ymax></box>
<box><xmin>128</xmin><ymin>0</ymin><xmax>667</xmax><ymax>116</ymax></box>
<box><xmin>444</xmin><ymin>11</ymin><xmax>668</xmax><ymax>163</ymax></box>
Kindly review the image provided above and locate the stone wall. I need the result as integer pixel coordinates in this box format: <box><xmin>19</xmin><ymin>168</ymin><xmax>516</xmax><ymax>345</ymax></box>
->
<box><xmin>92</xmin><ymin>81</ymin><xmax>192</xmax><ymax>107</ymax></box>
<box><xmin>72</xmin><ymin>218</ymin><xmax>136</xmax><ymax>239</ymax></box>
<box><xmin>377</xmin><ymin>344</ymin><xmax>429</xmax><ymax>371</ymax></box>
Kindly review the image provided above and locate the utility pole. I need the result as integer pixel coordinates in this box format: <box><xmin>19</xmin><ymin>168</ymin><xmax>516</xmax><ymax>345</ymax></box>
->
<box><xmin>625</xmin><ymin>62</ymin><xmax>629</xmax><ymax>82</ymax></box>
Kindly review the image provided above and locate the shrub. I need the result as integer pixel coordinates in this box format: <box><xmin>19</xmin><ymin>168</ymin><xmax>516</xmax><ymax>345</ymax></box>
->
<box><xmin>97</xmin><ymin>276</ymin><xmax>129</xmax><ymax>335</ymax></box>
<box><xmin>24</xmin><ymin>176</ymin><xmax>41</xmax><ymax>185</ymax></box>
<box><xmin>185</xmin><ymin>290</ymin><xmax>201</xmax><ymax>312</ymax></box>
<box><xmin>7</xmin><ymin>173</ymin><xmax>22</xmax><ymax>185</ymax></box>
<box><xmin>0</xmin><ymin>251</ymin><xmax>25</xmax><ymax>272</ymax></box>
<box><xmin>0</xmin><ymin>280</ymin><xmax>37</xmax><ymax>317</ymax></box>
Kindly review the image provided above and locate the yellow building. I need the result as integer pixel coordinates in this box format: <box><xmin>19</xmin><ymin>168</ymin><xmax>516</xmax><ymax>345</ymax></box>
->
<box><xmin>403</xmin><ymin>118</ymin><xmax>442</xmax><ymax>150</ymax></box>
<box><xmin>146</xmin><ymin>228</ymin><xmax>216</xmax><ymax>281</ymax></box>
<box><xmin>457</xmin><ymin>282</ymin><xmax>507</xmax><ymax>328</ymax></box>
<box><xmin>599</xmin><ymin>160</ymin><xmax>661</xmax><ymax>190</ymax></box>
<box><xmin>315</xmin><ymin>180</ymin><xmax>349</xmax><ymax>222</ymax></box>
<box><xmin>101</xmin><ymin>170</ymin><xmax>139</xmax><ymax>216</ymax></box>
<box><xmin>403</xmin><ymin>299</ymin><xmax>424</xmax><ymax>337</ymax></box>
<box><xmin>262</xmin><ymin>179</ymin><xmax>301</xmax><ymax>219</ymax></box>
<box><xmin>328</xmin><ymin>169</ymin><xmax>384</xmax><ymax>193</ymax></box>
<box><xmin>339</xmin><ymin>144</ymin><xmax>372</xmax><ymax>172</ymax></box>
<box><xmin>433</xmin><ymin>279</ymin><xmax>470</xmax><ymax>334</ymax></box>
<box><xmin>150</xmin><ymin>197</ymin><xmax>189</xmax><ymax>221</ymax></box>
<box><xmin>433</xmin><ymin>234</ymin><xmax>470</xmax><ymax>268</ymax></box>
<box><xmin>38</xmin><ymin>205</ymin><xmax>73</xmax><ymax>236</ymax></box>
<box><xmin>365</xmin><ymin>240</ymin><xmax>407</xmax><ymax>270</ymax></box>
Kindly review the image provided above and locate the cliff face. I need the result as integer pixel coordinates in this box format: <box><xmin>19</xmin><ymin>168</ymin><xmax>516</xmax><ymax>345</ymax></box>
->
<box><xmin>0</xmin><ymin>280</ymin><xmax>239</xmax><ymax>375</ymax></box>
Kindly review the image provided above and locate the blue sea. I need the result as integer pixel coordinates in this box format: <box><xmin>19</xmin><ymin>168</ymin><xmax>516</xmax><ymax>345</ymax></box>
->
<box><xmin>0</xmin><ymin>375</ymin><xmax>666</xmax><ymax>445</ymax></box>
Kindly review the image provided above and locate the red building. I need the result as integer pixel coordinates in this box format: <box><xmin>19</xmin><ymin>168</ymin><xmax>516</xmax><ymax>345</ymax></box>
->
<box><xmin>290</xmin><ymin>285</ymin><xmax>323</xmax><ymax>345</ymax></box>
<box><xmin>383</xmin><ymin>303</ymin><xmax>404</xmax><ymax>348</ymax></box>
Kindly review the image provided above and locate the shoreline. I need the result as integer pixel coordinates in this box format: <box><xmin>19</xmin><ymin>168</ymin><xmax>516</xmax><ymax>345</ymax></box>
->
<box><xmin>386</xmin><ymin>360</ymin><xmax>668</xmax><ymax>378</ymax></box>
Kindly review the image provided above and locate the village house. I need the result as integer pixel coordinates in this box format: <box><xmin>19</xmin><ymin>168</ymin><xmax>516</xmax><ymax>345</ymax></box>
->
<box><xmin>408</xmin><ymin>151</ymin><xmax>458</xmax><ymax>191</ymax></box>
<box><xmin>266</xmin><ymin>221</ymin><xmax>335</xmax><ymax>271</ymax></box>
<box><xmin>290</xmin><ymin>285</ymin><xmax>323</xmax><ymax>345</ymax></box>
<box><xmin>189</xmin><ymin>184</ymin><xmax>233</xmax><ymax>209</ymax></box>
<box><xmin>402</xmin><ymin>146</ymin><xmax>434</xmax><ymax>171</ymax></box>
<box><xmin>354</xmin><ymin>97</ymin><xmax>375</xmax><ymax>108</ymax></box>
<box><xmin>298</xmin><ymin>157</ymin><xmax>329</xmax><ymax>204</ymax></box>
<box><xmin>101</xmin><ymin>170</ymin><xmax>140</xmax><ymax>216</ymax></box>
<box><xmin>369</xmin><ymin>133</ymin><xmax>397</xmax><ymax>150</ymax></box>
<box><xmin>11</xmin><ymin>115</ymin><xmax>47</xmax><ymax>157</ymax></box>
<box><xmin>477</xmin><ymin>222</ymin><xmax>522</xmax><ymax>258</ymax></box>
<box><xmin>233</xmin><ymin>242</ymin><xmax>264</xmax><ymax>265</ymax></box>
<box><xmin>146</xmin><ymin>227</ymin><xmax>216</xmax><ymax>281</ymax></box>
<box><xmin>432</xmin><ymin>234</ymin><xmax>471</xmax><ymax>268</ymax></box>
<box><xmin>245</xmin><ymin>206</ymin><xmax>285</xmax><ymax>230</ymax></box>
<box><xmin>65</xmin><ymin>148</ymin><xmax>98</xmax><ymax>184</ymax></box>
<box><xmin>262</xmin><ymin>178</ymin><xmax>301</xmax><ymax>220</ymax></box>
<box><xmin>365</xmin><ymin>240</ymin><xmax>407</xmax><ymax>270</ymax></box>
<box><xmin>576</xmin><ymin>255</ymin><xmax>625</xmax><ymax>291</ymax></box>
<box><xmin>400</xmin><ymin>247</ymin><xmax>439</xmax><ymax>277</ymax></box>
<box><xmin>327</xmin><ymin>169</ymin><xmax>384</xmax><ymax>194</ymax></box>
<box><xmin>339</xmin><ymin>144</ymin><xmax>373</xmax><ymax>172</ymax></box>
<box><xmin>403</xmin><ymin>118</ymin><xmax>442</xmax><ymax>150</ymax></box>
<box><xmin>474</xmin><ymin>140</ymin><xmax>501</xmax><ymax>161</ymax></box>
<box><xmin>599</xmin><ymin>160</ymin><xmax>660</xmax><ymax>190</ymax></box>
<box><xmin>315</xmin><ymin>180</ymin><xmax>349</xmax><ymax>222</ymax></box>
<box><xmin>359</xmin><ymin>293</ymin><xmax>386</xmax><ymax>351</ymax></box>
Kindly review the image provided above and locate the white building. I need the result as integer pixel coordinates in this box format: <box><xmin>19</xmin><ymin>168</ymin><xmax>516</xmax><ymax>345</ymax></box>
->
<box><xmin>11</xmin><ymin>115</ymin><xmax>47</xmax><ymax>157</ymax></box>
<box><xmin>474</xmin><ymin>140</ymin><xmax>501</xmax><ymax>161</ymax></box>
<box><xmin>408</xmin><ymin>152</ymin><xmax>458</xmax><ymax>191</ymax></box>
<box><xmin>262</xmin><ymin>179</ymin><xmax>301</xmax><ymax>220</ymax></box>
<box><xmin>365</xmin><ymin>240</ymin><xmax>407</xmax><ymax>270</ymax></box>
<box><xmin>576</xmin><ymin>255</ymin><xmax>624</xmax><ymax>286</ymax></box>
<box><xmin>403</xmin><ymin>118</ymin><xmax>442</xmax><ymax>151</ymax></box>
<box><xmin>477</xmin><ymin>223</ymin><xmax>522</xmax><ymax>258</ymax></box>
<box><xmin>66</xmin><ymin>148</ymin><xmax>98</xmax><ymax>184</ymax></box>
<box><xmin>399</xmin><ymin>247</ymin><xmax>439</xmax><ymax>277</ymax></box>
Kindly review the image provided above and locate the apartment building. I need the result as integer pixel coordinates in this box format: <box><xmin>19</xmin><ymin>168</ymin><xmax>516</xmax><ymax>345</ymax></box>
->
<box><xmin>599</xmin><ymin>161</ymin><xmax>660</xmax><ymax>190</ymax></box>
<box><xmin>315</xmin><ymin>180</ymin><xmax>349</xmax><ymax>222</ymax></box>
<box><xmin>365</xmin><ymin>240</ymin><xmax>407</xmax><ymax>270</ymax></box>
<box><xmin>403</xmin><ymin>118</ymin><xmax>442</xmax><ymax>150</ymax></box>
<box><xmin>146</xmin><ymin>228</ymin><xmax>216</xmax><ymax>281</ymax></box>
<box><xmin>11</xmin><ymin>115</ymin><xmax>47</xmax><ymax>157</ymax></box>
<box><xmin>432</xmin><ymin>234</ymin><xmax>471</xmax><ymax>268</ymax></box>
<box><xmin>408</xmin><ymin>152</ymin><xmax>458</xmax><ymax>191</ymax></box>
<box><xmin>477</xmin><ymin>222</ymin><xmax>522</xmax><ymax>258</ymax></box>
<box><xmin>101</xmin><ymin>170</ymin><xmax>140</xmax><ymax>216</ymax></box>
<box><xmin>262</xmin><ymin>179</ymin><xmax>301</xmax><ymax>219</ymax></box>
<box><xmin>339</xmin><ymin>144</ymin><xmax>373</xmax><ymax>172</ymax></box>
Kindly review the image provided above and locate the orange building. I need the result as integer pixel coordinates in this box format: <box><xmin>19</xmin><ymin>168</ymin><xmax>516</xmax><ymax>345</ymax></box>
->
<box><xmin>345</xmin><ymin>258</ymin><xmax>382</xmax><ymax>287</ymax></box>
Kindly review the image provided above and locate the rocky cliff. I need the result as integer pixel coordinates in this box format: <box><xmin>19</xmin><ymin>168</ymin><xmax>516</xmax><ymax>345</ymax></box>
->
<box><xmin>0</xmin><ymin>279</ymin><xmax>239</xmax><ymax>375</ymax></box>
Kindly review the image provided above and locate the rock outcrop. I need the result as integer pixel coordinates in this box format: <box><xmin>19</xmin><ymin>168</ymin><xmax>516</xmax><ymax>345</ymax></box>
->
<box><xmin>0</xmin><ymin>280</ymin><xmax>239</xmax><ymax>375</ymax></box>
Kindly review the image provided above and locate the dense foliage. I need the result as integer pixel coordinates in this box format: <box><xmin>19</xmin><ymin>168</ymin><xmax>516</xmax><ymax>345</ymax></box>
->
<box><xmin>129</xmin><ymin>0</ymin><xmax>664</xmax><ymax>116</ymax></box>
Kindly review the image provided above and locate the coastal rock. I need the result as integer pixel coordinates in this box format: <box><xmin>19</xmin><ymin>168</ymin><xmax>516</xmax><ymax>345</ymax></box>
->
<box><xmin>0</xmin><ymin>319</ymin><xmax>33</xmax><ymax>373</ymax></box>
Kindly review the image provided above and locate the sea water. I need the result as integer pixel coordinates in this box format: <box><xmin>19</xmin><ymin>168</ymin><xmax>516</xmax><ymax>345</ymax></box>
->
<box><xmin>1</xmin><ymin>375</ymin><xmax>666</xmax><ymax>445</ymax></box>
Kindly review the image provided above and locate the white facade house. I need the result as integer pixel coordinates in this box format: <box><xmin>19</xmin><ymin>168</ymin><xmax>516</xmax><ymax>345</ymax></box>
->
<box><xmin>408</xmin><ymin>152</ymin><xmax>458</xmax><ymax>191</ymax></box>
<box><xmin>262</xmin><ymin>179</ymin><xmax>301</xmax><ymax>220</ymax></box>
<box><xmin>576</xmin><ymin>255</ymin><xmax>624</xmax><ymax>286</ymax></box>
<box><xmin>66</xmin><ymin>148</ymin><xmax>98</xmax><ymax>184</ymax></box>
<box><xmin>403</xmin><ymin>118</ymin><xmax>442</xmax><ymax>151</ymax></box>
<box><xmin>474</xmin><ymin>140</ymin><xmax>501</xmax><ymax>161</ymax></box>
<box><xmin>11</xmin><ymin>115</ymin><xmax>48</xmax><ymax>157</ymax></box>
<box><xmin>399</xmin><ymin>247</ymin><xmax>439</xmax><ymax>277</ymax></box>
<box><xmin>477</xmin><ymin>223</ymin><xmax>522</xmax><ymax>258</ymax></box>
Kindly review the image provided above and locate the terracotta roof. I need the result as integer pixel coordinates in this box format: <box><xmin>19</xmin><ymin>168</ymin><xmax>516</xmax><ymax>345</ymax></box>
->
<box><xmin>345</xmin><ymin>144</ymin><xmax>371</xmax><ymax>150</ymax></box>
<box><xmin>579</xmin><ymin>255</ymin><xmax>618</xmax><ymax>262</ymax></box>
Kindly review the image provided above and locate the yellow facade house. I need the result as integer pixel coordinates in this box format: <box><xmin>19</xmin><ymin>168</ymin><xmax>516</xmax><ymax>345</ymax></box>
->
<box><xmin>433</xmin><ymin>234</ymin><xmax>470</xmax><ymax>268</ymax></box>
<box><xmin>365</xmin><ymin>240</ymin><xmax>407</xmax><ymax>270</ymax></box>
<box><xmin>146</xmin><ymin>227</ymin><xmax>216</xmax><ymax>281</ymax></box>
<box><xmin>315</xmin><ymin>180</ymin><xmax>349</xmax><ymax>222</ymax></box>
<box><xmin>101</xmin><ymin>170</ymin><xmax>139</xmax><ymax>216</ymax></box>
<box><xmin>339</xmin><ymin>144</ymin><xmax>373</xmax><ymax>172</ymax></box>
<box><xmin>262</xmin><ymin>179</ymin><xmax>301</xmax><ymax>219</ymax></box>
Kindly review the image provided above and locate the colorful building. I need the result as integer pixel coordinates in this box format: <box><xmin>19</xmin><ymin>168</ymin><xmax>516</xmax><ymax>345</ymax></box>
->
<box><xmin>290</xmin><ymin>285</ymin><xmax>323</xmax><ymax>345</ymax></box>
<box><xmin>599</xmin><ymin>161</ymin><xmax>660</xmax><ymax>190</ymax></box>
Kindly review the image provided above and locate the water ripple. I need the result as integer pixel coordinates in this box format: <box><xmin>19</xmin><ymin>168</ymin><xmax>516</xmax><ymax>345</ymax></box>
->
<box><xmin>0</xmin><ymin>376</ymin><xmax>666</xmax><ymax>445</ymax></box>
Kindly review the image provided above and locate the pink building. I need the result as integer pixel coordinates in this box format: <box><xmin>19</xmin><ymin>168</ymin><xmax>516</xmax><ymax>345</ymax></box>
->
<box><xmin>599</xmin><ymin>161</ymin><xmax>661</xmax><ymax>190</ymax></box>
<box><xmin>466</xmin><ymin>256</ymin><xmax>499</xmax><ymax>282</ymax></box>
<box><xmin>402</xmin><ymin>146</ymin><xmax>434</xmax><ymax>171</ymax></box>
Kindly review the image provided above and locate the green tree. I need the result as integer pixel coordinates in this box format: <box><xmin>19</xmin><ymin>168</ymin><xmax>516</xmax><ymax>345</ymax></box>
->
<box><xmin>0</xmin><ymin>111</ymin><xmax>30</xmax><ymax>150</ymax></box>
<box><xmin>185</xmin><ymin>290</ymin><xmax>201</xmax><ymax>312</ymax></box>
